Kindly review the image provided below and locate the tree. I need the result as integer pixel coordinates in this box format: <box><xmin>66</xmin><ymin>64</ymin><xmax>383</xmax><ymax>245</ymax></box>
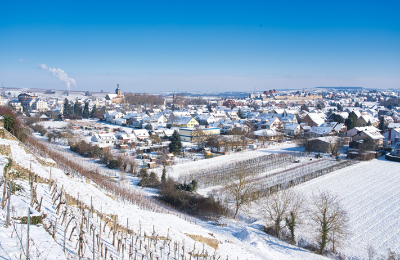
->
<box><xmin>309</xmin><ymin>191</ymin><xmax>349</xmax><ymax>255</ymax></box>
<box><xmin>299</xmin><ymin>137</ymin><xmax>315</xmax><ymax>152</ymax></box>
<box><xmin>300</xmin><ymin>104</ymin><xmax>309</xmax><ymax>112</ymax></box>
<box><xmin>63</xmin><ymin>98</ymin><xmax>72</xmax><ymax>116</ymax></box>
<box><xmin>379</xmin><ymin>116</ymin><xmax>387</xmax><ymax>132</ymax></box>
<box><xmin>169</xmin><ymin>130</ymin><xmax>182</xmax><ymax>154</ymax></box>
<box><xmin>2</xmin><ymin>114</ymin><xmax>15</xmax><ymax>133</ymax></box>
<box><xmin>330</xmin><ymin>114</ymin><xmax>344</xmax><ymax>123</ymax></box>
<box><xmin>355</xmin><ymin>101</ymin><xmax>360</xmax><ymax>107</ymax></box>
<box><xmin>328</xmin><ymin>137</ymin><xmax>344</xmax><ymax>155</ymax></box>
<box><xmin>161</xmin><ymin>165</ymin><xmax>167</xmax><ymax>185</ymax></box>
<box><xmin>238</xmin><ymin>108</ymin><xmax>245</xmax><ymax>119</ymax></box>
<box><xmin>73</xmin><ymin>99</ymin><xmax>82</xmax><ymax>116</ymax></box>
<box><xmin>345</xmin><ymin>111</ymin><xmax>357</xmax><ymax>129</ymax></box>
<box><xmin>149</xmin><ymin>134</ymin><xmax>161</xmax><ymax>144</ymax></box>
<box><xmin>205</xmin><ymin>135</ymin><xmax>221</xmax><ymax>152</ymax></box>
<box><xmin>224</xmin><ymin>166</ymin><xmax>256</xmax><ymax>220</ymax></box>
<box><xmin>82</xmin><ymin>102</ymin><xmax>89</xmax><ymax>118</ymax></box>
<box><xmin>90</xmin><ymin>104</ymin><xmax>97</xmax><ymax>118</ymax></box>
<box><xmin>261</xmin><ymin>189</ymin><xmax>303</xmax><ymax>241</ymax></box>
<box><xmin>192</xmin><ymin>128</ymin><xmax>206</xmax><ymax>148</ymax></box>
<box><xmin>47</xmin><ymin>133</ymin><xmax>56</xmax><ymax>143</ymax></box>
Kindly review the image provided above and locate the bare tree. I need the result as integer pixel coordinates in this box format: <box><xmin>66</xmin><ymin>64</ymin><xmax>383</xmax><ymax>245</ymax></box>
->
<box><xmin>191</xmin><ymin>128</ymin><xmax>206</xmax><ymax>149</ymax></box>
<box><xmin>327</xmin><ymin>136</ymin><xmax>344</xmax><ymax>155</ymax></box>
<box><xmin>299</xmin><ymin>137</ymin><xmax>315</xmax><ymax>152</ymax></box>
<box><xmin>261</xmin><ymin>189</ymin><xmax>303</xmax><ymax>241</ymax></box>
<box><xmin>309</xmin><ymin>191</ymin><xmax>349</xmax><ymax>255</ymax></box>
<box><xmin>224</xmin><ymin>166</ymin><xmax>256</xmax><ymax>220</ymax></box>
<box><xmin>367</xmin><ymin>245</ymin><xmax>376</xmax><ymax>260</ymax></box>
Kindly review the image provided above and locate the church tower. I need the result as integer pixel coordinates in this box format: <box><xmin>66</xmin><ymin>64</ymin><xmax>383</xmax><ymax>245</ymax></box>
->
<box><xmin>115</xmin><ymin>84</ymin><xmax>121</xmax><ymax>96</ymax></box>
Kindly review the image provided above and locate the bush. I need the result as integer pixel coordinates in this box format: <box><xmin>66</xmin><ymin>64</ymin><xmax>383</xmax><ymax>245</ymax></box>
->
<box><xmin>0</xmin><ymin>107</ymin><xmax>28</xmax><ymax>142</ymax></box>
<box><xmin>107</xmin><ymin>159</ymin><xmax>122</xmax><ymax>169</ymax></box>
<box><xmin>159</xmin><ymin>178</ymin><xmax>226</xmax><ymax>218</ymax></box>
<box><xmin>138</xmin><ymin>171</ymin><xmax>161</xmax><ymax>188</ymax></box>
<box><xmin>384</xmin><ymin>147</ymin><xmax>393</xmax><ymax>152</ymax></box>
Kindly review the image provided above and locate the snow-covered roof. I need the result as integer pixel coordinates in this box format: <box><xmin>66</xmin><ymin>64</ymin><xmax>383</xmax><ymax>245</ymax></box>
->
<box><xmin>306</xmin><ymin>113</ymin><xmax>326</xmax><ymax>126</ymax></box>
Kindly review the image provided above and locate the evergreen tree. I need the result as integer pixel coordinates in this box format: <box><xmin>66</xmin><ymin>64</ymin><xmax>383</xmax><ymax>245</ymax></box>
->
<box><xmin>169</xmin><ymin>130</ymin><xmax>182</xmax><ymax>154</ymax></box>
<box><xmin>300</xmin><ymin>104</ymin><xmax>309</xmax><ymax>112</ymax></box>
<box><xmin>82</xmin><ymin>102</ymin><xmax>89</xmax><ymax>118</ymax></box>
<box><xmin>73</xmin><ymin>99</ymin><xmax>82</xmax><ymax>116</ymax></box>
<box><xmin>63</xmin><ymin>98</ymin><xmax>72</xmax><ymax>116</ymax></box>
<box><xmin>379</xmin><ymin>116</ymin><xmax>387</xmax><ymax>132</ymax></box>
<box><xmin>366</xmin><ymin>120</ymin><xmax>372</xmax><ymax>126</ymax></box>
<box><xmin>331</xmin><ymin>114</ymin><xmax>344</xmax><ymax>123</ymax></box>
<box><xmin>90</xmin><ymin>104</ymin><xmax>97</xmax><ymax>118</ymax></box>
<box><xmin>238</xmin><ymin>108</ymin><xmax>244</xmax><ymax>119</ymax></box>
<box><xmin>3</xmin><ymin>114</ymin><xmax>14</xmax><ymax>132</ymax></box>
<box><xmin>161</xmin><ymin>165</ymin><xmax>167</xmax><ymax>184</ymax></box>
<box><xmin>345</xmin><ymin>111</ymin><xmax>357</xmax><ymax>129</ymax></box>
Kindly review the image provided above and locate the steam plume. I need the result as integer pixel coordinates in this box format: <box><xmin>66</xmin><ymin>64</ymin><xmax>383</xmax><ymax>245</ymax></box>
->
<box><xmin>38</xmin><ymin>63</ymin><xmax>77</xmax><ymax>91</ymax></box>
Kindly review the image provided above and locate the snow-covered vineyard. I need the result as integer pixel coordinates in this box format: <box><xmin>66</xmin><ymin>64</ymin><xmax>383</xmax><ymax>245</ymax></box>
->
<box><xmin>1</xmin><ymin>125</ymin><xmax>400</xmax><ymax>259</ymax></box>
<box><xmin>0</xmin><ymin>128</ymin><xmax>329</xmax><ymax>259</ymax></box>
<box><xmin>295</xmin><ymin>159</ymin><xmax>400</xmax><ymax>258</ymax></box>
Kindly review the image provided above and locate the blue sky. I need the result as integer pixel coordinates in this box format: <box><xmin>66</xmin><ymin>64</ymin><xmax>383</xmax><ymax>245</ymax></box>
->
<box><xmin>1</xmin><ymin>0</ymin><xmax>399</xmax><ymax>93</ymax></box>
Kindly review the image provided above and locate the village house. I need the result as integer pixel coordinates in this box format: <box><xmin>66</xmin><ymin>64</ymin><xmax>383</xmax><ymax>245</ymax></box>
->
<box><xmin>132</xmin><ymin>129</ymin><xmax>150</xmax><ymax>140</ymax></box>
<box><xmin>104</xmin><ymin>111</ymin><xmax>124</xmax><ymax>123</ymax></box>
<box><xmin>169</xmin><ymin>116</ymin><xmax>199</xmax><ymax>128</ymax></box>
<box><xmin>357</xmin><ymin>115</ymin><xmax>379</xmax><ymax>127</ymax></box>
<box><xmin>347</xmin><ymin>126</ymin><xmax>384</xmax><ymax>145</ymax></box>
<box><xmin>302</xmin><ymin>113</ymin><xmax>326</xmax><ymax>127</ymax></box>
<box><xmin>283</xmin><ymin>123</ymin><xmax>301</xmax><ymax>136</ymax></box>
<box><xmin>90</xmin><ymin>133</ymin><xmax>117</xmax><ymax>148</ymax></box>
<box><xmin>179</xmin><ymin>127</ymin><xmax>221</xmax><ymax>142</ymax></box>
<box><xmin>196</xmin><ymin>114</ymin><xmax>217</xmax><ymax>125</ymax></box>
<box><xmin>307</xmin><ymin>136</ymin><xmax>340</xmax><ymax>153</ymax></box>
<box><xmin>117</xmin><ymin>132</ymin><xmax>137</xmax><ymax>143</ymax></box>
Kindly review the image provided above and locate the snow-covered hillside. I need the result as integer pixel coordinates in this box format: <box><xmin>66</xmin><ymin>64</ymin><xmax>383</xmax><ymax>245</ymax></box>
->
<box><xmin>0</xmin><ymin>133</ymin><xmax>328</xmax><ymax>259</ymax></box>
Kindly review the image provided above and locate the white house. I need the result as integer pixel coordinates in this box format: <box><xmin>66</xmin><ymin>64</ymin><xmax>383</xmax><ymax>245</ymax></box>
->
<box><xmin>104</xmin><ymin>111</ymin><xmax>124</xmax><ymax>123</ymax></box>
<box><xmin>283</xmin><ymin>123</ymin><xmax>301</xmax><ymax>136</ymax></box>
<box><xmin>90</xmin><ymin>133</ymin><xmax>117</xmax><ymax>148</ymax></box>
<box><xmin>133</xmin><ymin>129</ymin><xmax>150</xmax><ymax>140</ymax></box>
<box><xmin>112</xmin><ymin>118</ymin><xmax>127</xmax><ymax>125</ymax></box>
<box><xmin>117</xmin><ymin>133</ymin><xmax>137</xmax><ymax>143</ymax></box>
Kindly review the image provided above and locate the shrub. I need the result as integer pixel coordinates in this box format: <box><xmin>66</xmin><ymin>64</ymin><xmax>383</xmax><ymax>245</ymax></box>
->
<box><xmin>0</xmin><ymin>107</ymin><xmax>28</xmax><ymax>142</ymax></box>
<box><xmin>158</xmin><ymin>178</ymin><xmax>226</xmax><ymax>218</ymax></box>
<box><xmin>138</xmin><ymin>171</ymin><xmax>161</xmax><ymax>188</ymax></box>
<box><xmin>107</xmin><ymin>159</ymin><xmax>122</xmax><ymax>169</ymax></box>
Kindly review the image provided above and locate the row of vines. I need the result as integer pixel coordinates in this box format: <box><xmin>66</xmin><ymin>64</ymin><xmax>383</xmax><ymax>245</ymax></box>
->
<box><xmin>181</xmin><ymin>152</ymin><xmax>311</xmax><ymax>189</ymax></box>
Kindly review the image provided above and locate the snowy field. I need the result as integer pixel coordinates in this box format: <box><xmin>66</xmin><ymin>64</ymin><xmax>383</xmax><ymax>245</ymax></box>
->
<box><xmin>295</xmin><ymin>158</ymin><xmax>400</xmax><ymax>258</ymax></box>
